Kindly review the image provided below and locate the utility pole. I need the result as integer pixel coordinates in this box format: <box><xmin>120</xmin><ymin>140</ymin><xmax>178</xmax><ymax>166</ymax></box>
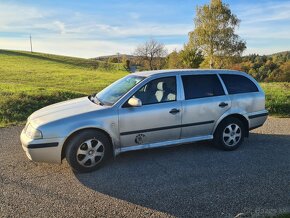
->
<box><xmin>117</xmin><ymin>52</ymin><xmax>120</xmax><ymax>70</ymax></box>
<box><xmin>30</xmin><ymin>34</ymin><xmax>33</xmax><ymax>53</ymax></box>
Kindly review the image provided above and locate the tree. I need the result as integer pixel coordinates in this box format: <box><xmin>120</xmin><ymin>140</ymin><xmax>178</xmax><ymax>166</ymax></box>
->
<box><xmin>134</xmin><ymin>39</ymin><xmax>167</xmax><ymax>70</ymax></box>
<box><xmin>179</xmin><ymin>45</ymin><xmax>204</xmax><ymax>68</ymax></box>
<box><xmin>122</xmin><ymin>55</ymin><xmax>130</xmax><ymax>70</ymax></box>
<box><xmin>279</xmin><ymin>60</ymin><xmax>290</xmax><ymax>82</ymax></box>
<box><xmin>189</xmin><ymin>0</ymin><xmax>246</xmax><ymax>69</ymax></box>
<box><xmin>108</xmin><ymin>57</ymin><xmax>118</xmax><ymax>63</ymax></box>
<box><xmin>167</xmin><ymin>50</ymin><xmax>183</xmax><ymax>69</ymax></box>
<box><xmin>166</xmin><ymin>46</ymin><xmax>203</xmax><ymax>69</ymax></box>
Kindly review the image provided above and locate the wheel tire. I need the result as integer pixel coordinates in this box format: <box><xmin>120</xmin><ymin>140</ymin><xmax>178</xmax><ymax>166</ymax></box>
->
<box><xmin>65</xmin><ymin>130</ymin><xmax>112</xmax><ymax>173</ymax></box>
<box><xmin>214</xmin><ymin>117</ymin><xmax>245</xmax><ymax>151</ymax></box>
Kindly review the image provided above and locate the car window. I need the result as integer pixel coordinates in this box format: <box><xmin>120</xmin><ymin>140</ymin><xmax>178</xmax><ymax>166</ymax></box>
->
<box><xmin>182</xmin><ymin>74</ymin><xmax>225</xmax><ymax>100</ymax></box>
<box><xmin>220</xmin><ymin>74</ymin><xmax>258</xmax><ymax>94</ymax></box>
<box><xmin>133</xmin><ymin>77</ymin><xmax>177</xmax><ymax>105</ymax></box>
<box><xmin>96</xmin><ymin>75</ymin><xmax>144</xmax><ymax>105</ymax></box>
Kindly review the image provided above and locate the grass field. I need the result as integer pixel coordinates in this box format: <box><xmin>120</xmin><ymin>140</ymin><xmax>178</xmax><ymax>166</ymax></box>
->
<box><xmin>0</xmin><ymin>50</ymin><xmax>127</xmax><ymax>127</ymax></box>
<box><xmin>0</xmin><ymin>49</ymin><xmax>289</xmax><ymax>127</ymax></box>
<box><xmin>261</xmin><ymin>82</ymin><xmax>290</xmax><ymax>117</ymax></box>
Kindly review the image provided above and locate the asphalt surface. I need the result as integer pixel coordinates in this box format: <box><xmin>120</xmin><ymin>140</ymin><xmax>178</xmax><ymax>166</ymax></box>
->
<box><xmin>0</xmin><ymin>117</ymin><xmax>290</xmax><ymax>218</ymax></box>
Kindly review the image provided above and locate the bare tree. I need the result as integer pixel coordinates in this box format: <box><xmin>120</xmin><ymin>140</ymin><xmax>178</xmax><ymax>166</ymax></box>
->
<box><xmin>134</xmin><ymin>39</ymin><xmax>167</xmax><ymax>70</ymax></box>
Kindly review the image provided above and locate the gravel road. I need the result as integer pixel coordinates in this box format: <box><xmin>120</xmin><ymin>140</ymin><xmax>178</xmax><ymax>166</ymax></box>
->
<box><xmin>0</xmin><ymin>117</ymin><xmax>290</xmax><ymax>217</ymax></box>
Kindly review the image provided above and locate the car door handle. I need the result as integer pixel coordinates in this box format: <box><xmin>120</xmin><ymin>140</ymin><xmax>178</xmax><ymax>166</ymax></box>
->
<box><xmin>169</xmin><ymin>108</ymin><xmax>180</xmax><ymax>114</ymax></box>
<box><xmin>219</xmin><ymin>102</ymin><xmax>228</xmax><ymax>108</ymax></box>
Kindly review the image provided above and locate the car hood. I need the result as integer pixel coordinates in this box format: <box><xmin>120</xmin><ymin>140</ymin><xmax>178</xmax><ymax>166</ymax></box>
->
<box><xmin>28</xmin><ymin>97</ymin><xmax>106</xmax><ymax>126</ymax></box>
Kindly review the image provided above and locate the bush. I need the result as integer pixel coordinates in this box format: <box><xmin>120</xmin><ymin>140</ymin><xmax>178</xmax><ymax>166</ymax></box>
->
<box><xmin>0</xmin><ymin>91</ymin><xmax>84</xmax><ymax>126</ymax></box>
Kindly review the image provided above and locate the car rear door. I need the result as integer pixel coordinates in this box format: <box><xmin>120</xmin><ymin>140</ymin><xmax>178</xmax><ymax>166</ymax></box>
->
<box><xmin>180</xmin><ymin>73</ymin><xmax>231</xmax><ymax>138</ymax></box>
<box><xmin>118</xmin><ymin>76</ymin><xmax>182</xmax><ymax>148</ymax></box>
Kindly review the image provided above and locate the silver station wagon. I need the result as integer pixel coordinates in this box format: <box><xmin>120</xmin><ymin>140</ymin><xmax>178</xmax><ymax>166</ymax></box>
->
<box><xmin>21</xmin><ymin>69</ymin><xmax>268</xmax><ymax>172</ymax></box>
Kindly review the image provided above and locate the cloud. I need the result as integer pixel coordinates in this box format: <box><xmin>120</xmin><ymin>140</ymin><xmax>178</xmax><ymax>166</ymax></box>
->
<box><xmin>237</xmin><ymin>26</ymin><xmax>290</xmax><ymax>40</ymax></box>
<box><xmin>244</xmin><ymin>46</ymin><xmax>288</xmax><ymax>55</ymax></box>
<box><xmin>53</xmin><ymin>21</ymin><xmax>66</xmax><ymax>35</ymax></box>
<box><xmin>0</xmin><ymin>2</ymin><xmax>191</xmax><ymax>39</ymax></box>
<box><xmin>0</xmin><ymin>3</ymin><xmax>50</xmax><ymax>29</ymax></box>
<box><xmin>165</xmin><ymin>44</ymin><xmax>183</xmax><ymax>52</ymax></box>
<box><xmin>91</xmin><ymin>23</ymin><xmax>191</xmax><ymax>38</ymax></box>
<box><xmin>235</xmin><ymin>1</ymin><xmax>290</xmax><ymax>24</ymax></box>
<box><xmin>1</xmin><ymin>1</ymin><xmax>289</xmax><ymax>58</ymax></box>
<box><xmin>0</xmin><ymin>37</ymin><xmax>137</xmax><ymax>58</ymax></box>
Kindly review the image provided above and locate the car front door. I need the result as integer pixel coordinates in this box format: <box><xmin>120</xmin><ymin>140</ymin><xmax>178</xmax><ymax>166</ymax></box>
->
<box><xmin>118</xmin><ymin>76</ymin><xmax>182</xmax><ymax>148</ymax></box>
<box><xmin>180</xmin><ymin>74</ymin><xmax>231</xmax><ymax>138</ymax></box>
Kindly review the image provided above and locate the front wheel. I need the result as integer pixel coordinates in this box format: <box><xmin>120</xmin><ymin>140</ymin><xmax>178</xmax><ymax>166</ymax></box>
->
<box><xmin>214</xmin><ymin>117</ymin><xmax>245</xmax><ymax>151</ymax></box>
<box><xmin>65</xmin><ymin>130</ymin><xmax>112</xmax><ymax>173</ymax></box>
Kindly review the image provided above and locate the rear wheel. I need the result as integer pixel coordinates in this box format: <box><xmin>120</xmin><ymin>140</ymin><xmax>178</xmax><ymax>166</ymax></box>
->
<box><xmin>214</xmin><ymin>117</ymin><xmax>245</xmax><ymax>151</ymax></box>
<box><xmin>65</xmin><ymin>130</ymin><xmax>112</xmax><ymax>173</ymax></box>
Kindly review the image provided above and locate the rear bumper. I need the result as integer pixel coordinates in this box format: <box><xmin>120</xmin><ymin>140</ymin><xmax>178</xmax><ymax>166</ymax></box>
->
<box><xmin>20</xmin><ymin>129</ymin><xmax>65</xmax><ymax>164</ymax></box>
<box><xmin>248</xmin><ymin>110</ymin><xmax>268</xmax><ymax>130</ymax></box>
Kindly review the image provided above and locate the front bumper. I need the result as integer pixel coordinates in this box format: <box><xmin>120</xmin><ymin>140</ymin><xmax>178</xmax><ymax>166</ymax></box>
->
<box><xmin>20</xmin><ymin>129</ymin><xmax>65</xmax><ymax>164</ymax></box>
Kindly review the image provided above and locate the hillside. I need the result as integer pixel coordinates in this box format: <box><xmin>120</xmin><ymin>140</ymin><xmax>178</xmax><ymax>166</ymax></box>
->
<box><xmin>0</xmin><ymin>49</ymin><xmax>289</xmax><ymax>127</ymax></box>
<box><xmin>268</xmin><ymin>51</ymin><xmax>290</xmax><ymax>57</ymax></box>
<box><xmin>94</xmin><ymin>54</ymin><xmax>136</xmax><ymax>61</ymax></box>
<box><xmin>0</xmin><ymin>50</ymin><xmax>128</xmax><ymax>126</ymax></box>
<box><xmin>232</xmin><ymin>51</ymin><xmax>290</xmax><ymax>82</ymax></box>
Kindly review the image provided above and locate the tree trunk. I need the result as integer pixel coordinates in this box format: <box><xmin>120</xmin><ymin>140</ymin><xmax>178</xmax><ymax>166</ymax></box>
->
<box><xmin>210</xmin><ymin>56</ymin><xmax>213</xmax><ymax>69</ymax></box>
<box><xmin>149</xmin><ymin>56</ymin><xmax>154</xmax><ymax>70</ymax></box>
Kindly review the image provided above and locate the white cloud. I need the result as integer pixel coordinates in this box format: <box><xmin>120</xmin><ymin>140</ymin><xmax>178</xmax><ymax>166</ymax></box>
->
<box><xmin>0</xmin><ymin>37</ymin><xmax>186</xmax><ymax>58</ymax></box>
<box><xmin>0</xmin><ymin>37</ymin><xmax>137</xmax><ymax>58</ymax></box>
<box><xmin>0</xmin><ymin>3</ymin><xmax>47</xmax><ymax>27</ymax></box>
<box><xmin>1</xmin><ymin>1</ymin><xmax>289</xmax><ymax>58</ymax></box>
<box><xmin>53</xmin><ymin>21</ymin><xmax>66</xmax><ymax>35</ymax></box>
<box><xmin>237</xmin><ymin>26</ymin><xmax>290</xmax><ymax>40</ymax></box>
<box><xmin>165</xmin><ymin>44</ymin><xmax>183</xmax><ymax>53</ymax></box>
<box><xmin>244</xmin><ymin>46</ymin><xmax>288</xmax><ymax>56</ymax></box>
<box><xmin>235</xmin><ymin>1</ymin><xmax>290</xmax><ymax>23</ymax></box>
<box><xmin>91</xmin><ymin>23</ymin><xmax>192</xmax><ymax>38</ymax></box>
<box><xmin>0</xmin><ymin>2</ymin><xmax>189</xmax><ymax>58</ymax></box>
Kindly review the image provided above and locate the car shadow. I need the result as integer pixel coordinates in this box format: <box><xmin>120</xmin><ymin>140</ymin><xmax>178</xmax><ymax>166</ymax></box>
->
<box><xmin>74</xmin><ymin>133</ymin><xmax>290</xmax><ymax>217</ymax></box>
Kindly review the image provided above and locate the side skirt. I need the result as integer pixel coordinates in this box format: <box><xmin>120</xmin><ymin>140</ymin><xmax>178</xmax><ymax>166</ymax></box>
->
<box><xmin>116</xmin><ymin>135</ymin><xmax>213</xmax><ymax>154</ymax></box>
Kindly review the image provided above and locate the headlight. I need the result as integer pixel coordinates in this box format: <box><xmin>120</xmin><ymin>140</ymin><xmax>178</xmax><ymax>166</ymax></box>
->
<box><xmin>25</xmin><ymin>124</ymin><xmax>43</xmax><ymax>139</ymax></box>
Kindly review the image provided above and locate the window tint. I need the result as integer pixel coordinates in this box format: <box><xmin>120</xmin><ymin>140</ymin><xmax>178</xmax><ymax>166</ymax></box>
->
<box><xmin>220</xmin><ymin>74</ymin><xmax>258</xmax><ymax>94</ymax></box>
<box><xmin>133</xmin><ymin>77</ymin><xmax>177</xmax><ymax>105</ymax></box>
<box><xmin>182</xmin><ymin>75</ymin><xmax>225</xmax><ymax>100</ymax></box>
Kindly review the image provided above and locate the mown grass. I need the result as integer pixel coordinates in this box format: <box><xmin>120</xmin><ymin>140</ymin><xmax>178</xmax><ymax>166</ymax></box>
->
<box><xmin>0</xmin><ymin>49</ymin><xmax>289</xmax><ymax>127</ymax></box>
<box><xmin>0</xmin><ymin>50</ymin><xmax>128</xmax><ymax>127</ymax></box>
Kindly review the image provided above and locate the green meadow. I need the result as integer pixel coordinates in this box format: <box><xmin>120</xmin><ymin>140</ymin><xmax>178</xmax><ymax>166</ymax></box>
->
<box><xmin>0</xmin><ymin>50</ymin><xmax>289</xmax><ymax>127</ymax></box>
<box><xmin>0</xmin><ymin>50</ymin><xmax>127</xmax><ymax>127</ymax></box>
<box><xmin>261</xmin><ymin>82</ymin><xmax>290</xmax><ymax>117</ymax></box>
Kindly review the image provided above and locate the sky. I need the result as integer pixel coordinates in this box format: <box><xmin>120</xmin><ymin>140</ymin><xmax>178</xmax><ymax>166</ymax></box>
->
<box><xmin>0</xmin><ymin>0</ymin><xmax>290</xmax><ymax>58</ymax></box>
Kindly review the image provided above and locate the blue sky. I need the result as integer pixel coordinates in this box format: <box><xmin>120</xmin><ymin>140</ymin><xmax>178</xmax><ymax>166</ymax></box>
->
<box><xmin>0</xmin><ymin>0</ymin><xmax>289</xmax><ymax>58</ymax></box>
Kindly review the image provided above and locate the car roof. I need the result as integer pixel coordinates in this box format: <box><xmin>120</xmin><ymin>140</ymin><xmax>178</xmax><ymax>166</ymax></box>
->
<box><xmin>134</xmin><ymin>69</ymin><xmax>248</xmax><ymax>77</ymax></box>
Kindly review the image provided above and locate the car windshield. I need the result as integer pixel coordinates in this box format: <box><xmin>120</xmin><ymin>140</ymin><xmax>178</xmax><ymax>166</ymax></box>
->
<box><xmin>92</xmin><ymin>75</ymin><xmax>145</xmax><ymax>106</ymax></box>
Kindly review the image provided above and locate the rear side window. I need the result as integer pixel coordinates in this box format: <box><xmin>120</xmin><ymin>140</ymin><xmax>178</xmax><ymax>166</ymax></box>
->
<box><xmin>182</xmin><ymin>74</ymin><xmax>225</xmax><ymax>100</ymax></box>
<box><xmin>220</xmin><ymin>74</ymin><xmax>258</xmax><ymax>94</ymax></box>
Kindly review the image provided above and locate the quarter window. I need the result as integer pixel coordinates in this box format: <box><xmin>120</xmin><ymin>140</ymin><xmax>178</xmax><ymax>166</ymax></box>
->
<box><xmin>220</xmin><ymin>74</ymin><xmax>258</xmax><ymax>94</ymax></box>
<box><xmin>182</xmin><ymin>74</ymin><xmax>225</xmax><ymax>100</ymax></box>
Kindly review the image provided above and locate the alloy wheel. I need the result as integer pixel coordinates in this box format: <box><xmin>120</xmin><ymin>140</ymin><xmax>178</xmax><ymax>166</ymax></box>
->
<box><xmin>76</xmin><ymin>138</ymin><xmax>105</xmax><ymax>167</ymax></box>
<box><xmin>222</xmin><ymin>124</ymin><xmax>242</xmax><ymax>147</ymax></box>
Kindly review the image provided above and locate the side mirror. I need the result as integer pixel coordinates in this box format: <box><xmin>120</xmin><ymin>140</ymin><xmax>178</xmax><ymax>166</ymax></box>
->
<box><xmin>128</xmin><ymin>97</ymin><xmax>142</xmax><ymax>107</ymax></box>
